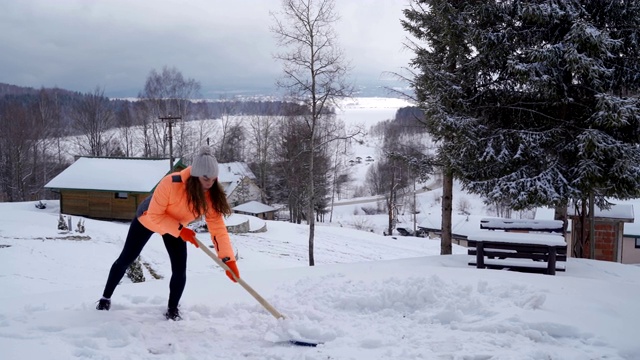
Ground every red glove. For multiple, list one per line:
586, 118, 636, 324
223, 260, 239, 282
179, 226, 199, 248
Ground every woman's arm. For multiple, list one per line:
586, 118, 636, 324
205, 211, 236, 261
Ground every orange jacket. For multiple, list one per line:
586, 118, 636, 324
138, 167, 235, 261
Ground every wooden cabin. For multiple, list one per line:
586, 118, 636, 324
232, 201, 277, 220
45, 157, 185, 220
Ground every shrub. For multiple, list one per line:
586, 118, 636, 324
456, 197, 472, 215
57, 214, 68, 231
350, 216, 371, 231
126, 257, 145, 283
361, 206, 378, 215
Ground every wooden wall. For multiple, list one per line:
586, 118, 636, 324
61, 191, 149, 220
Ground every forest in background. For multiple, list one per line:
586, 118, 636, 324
0, 77, 427, 228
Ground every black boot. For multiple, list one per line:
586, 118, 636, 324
96, 298, 111, 311
164, 307, 182, 321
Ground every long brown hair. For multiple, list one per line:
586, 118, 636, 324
185, 177, 232, 217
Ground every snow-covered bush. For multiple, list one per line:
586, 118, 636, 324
126, 257, 145, 283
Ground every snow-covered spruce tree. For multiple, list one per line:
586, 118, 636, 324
404, 1, 640, 210
402, 0, 477, 254
57, 214, 68, 231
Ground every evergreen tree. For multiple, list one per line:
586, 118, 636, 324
404, 0, 640, 211
403, 0, 475, 254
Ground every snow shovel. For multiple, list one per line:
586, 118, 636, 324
195, 238, 321, 347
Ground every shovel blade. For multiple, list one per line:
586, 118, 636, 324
289, 340, 321, 347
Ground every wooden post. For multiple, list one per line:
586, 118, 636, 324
476, 242, 485, 268
547, 247, 557, 275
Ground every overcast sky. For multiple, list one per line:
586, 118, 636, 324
0, 0, 414, 98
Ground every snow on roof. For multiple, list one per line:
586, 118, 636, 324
567, 203, 634, 221
44, 157, 176, 193
217, 162, 257, 196
218, 162, 256, 181
225, 213, 267, 231
233, 200, 276, 214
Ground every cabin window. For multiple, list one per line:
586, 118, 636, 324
635, 238, 640, 249
115, 192, 128, 199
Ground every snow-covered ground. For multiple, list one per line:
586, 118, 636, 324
2, 97, 640, 359
2, 199, 640, 359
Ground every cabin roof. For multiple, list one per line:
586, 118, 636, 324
44, 157, 181, 193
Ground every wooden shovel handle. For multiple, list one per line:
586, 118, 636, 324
195, 238, 285, 320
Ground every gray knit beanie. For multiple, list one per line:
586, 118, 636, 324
191, 146, 219, 178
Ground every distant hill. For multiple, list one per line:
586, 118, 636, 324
0, 82, 310, 118
0, 82, 79, 99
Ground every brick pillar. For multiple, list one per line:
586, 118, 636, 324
573, 219, 618, 262
594, 222, 616, 262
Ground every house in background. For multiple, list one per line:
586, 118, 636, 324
622, 225, 640, 264
531, 204, 640, 264
218, 162, 263, 206
45, 157, 264, 221
232, 201, 277, 220
567, 204, 635, 263
44, 157, 185, 220
562, 203, 640, 264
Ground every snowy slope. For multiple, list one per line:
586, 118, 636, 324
1, 201, 640, 359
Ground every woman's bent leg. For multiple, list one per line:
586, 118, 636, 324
101, 217, 154, 299
163, 234, 187, 310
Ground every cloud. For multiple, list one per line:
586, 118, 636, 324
0, 0, 412, 97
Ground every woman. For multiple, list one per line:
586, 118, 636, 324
96, 146, 239, 321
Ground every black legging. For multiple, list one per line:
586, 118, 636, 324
102, 217, 187, 310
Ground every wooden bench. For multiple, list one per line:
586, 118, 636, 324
468, 218, 567, 275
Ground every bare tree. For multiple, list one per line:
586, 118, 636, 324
191, 101, 220, 148
0, 100, 44, 201
138, 66, 201, 159
216, 98, 240, 162
115, 101, 135, 156
70, 87, 115, 157
31, 88, 60, 198
366, 155, 410, 236
273, 114, 312, 224
195, 120, 220, 150
246, 114, 277, 202
328, 138, 351, 222
271, 0, 354, 266
47, 88, 67, 165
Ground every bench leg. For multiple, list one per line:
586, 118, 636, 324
477, 242, 485, 269
547, 248, 557, 275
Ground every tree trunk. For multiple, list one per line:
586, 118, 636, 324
573, 199, 588, 258
441, 167, 453, 255
308, 137, 316, 266
589, 192, 595, 259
